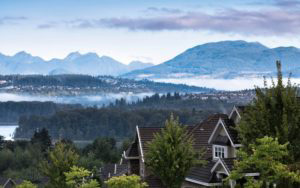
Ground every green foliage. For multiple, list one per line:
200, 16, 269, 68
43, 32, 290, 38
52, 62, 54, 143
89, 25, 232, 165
105, 175, 147, 188
238, 61, 300, 162
16, 108, 214, 140
229, 136, 300, 187
16, 181, 37, 188
79, 180, 101, 188
82, 138, 119, 163
0, 142, 43, 181
31, 128, 52, 153
145, 115, 202, 188
15, 92, 233, 140
0, 136, 123, 184
41, 141, 79, 188
65, 166, 100, 188
78, 152, 103, 171
0, 101, 78, 123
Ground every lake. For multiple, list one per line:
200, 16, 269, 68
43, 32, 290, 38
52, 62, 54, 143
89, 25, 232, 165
0, 125, 18, 140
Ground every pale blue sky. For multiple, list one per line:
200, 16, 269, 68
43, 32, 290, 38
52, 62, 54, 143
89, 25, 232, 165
0, 0, 299, 64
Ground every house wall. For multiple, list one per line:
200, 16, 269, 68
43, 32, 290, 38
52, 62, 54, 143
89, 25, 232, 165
227, 146, 236, 158
219, 128, 226, 136
129, 159, 140, 175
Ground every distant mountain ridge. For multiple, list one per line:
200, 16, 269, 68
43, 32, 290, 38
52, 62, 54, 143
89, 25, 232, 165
3, 41, 300, 79
123, 40, 300, 79
0, 51, 154, 76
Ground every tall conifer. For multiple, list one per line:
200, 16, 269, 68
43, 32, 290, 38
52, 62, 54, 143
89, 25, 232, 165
238, 61, 300, 163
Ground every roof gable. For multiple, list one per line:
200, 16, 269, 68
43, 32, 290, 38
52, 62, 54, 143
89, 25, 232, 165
229, 106, 242, 120
208, 117, 240, 147
0, 177, 17, 187
211, 158, 235, 175
124, 136, 139, 159
210, 158, 230, 175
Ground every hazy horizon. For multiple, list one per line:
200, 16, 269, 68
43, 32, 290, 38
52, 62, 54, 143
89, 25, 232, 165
2, 0, 300, 64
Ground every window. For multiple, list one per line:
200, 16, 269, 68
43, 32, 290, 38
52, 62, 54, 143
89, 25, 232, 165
214, 145, 227, 159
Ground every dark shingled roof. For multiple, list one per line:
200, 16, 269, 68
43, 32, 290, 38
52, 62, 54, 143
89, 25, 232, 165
186, 161, 217, 183
138, 124, 212, 156
100, 164, 128, 180
191, 114, 228, 159
125, 138, 139, 157
138, 127, 163, 154
187, 158, 236, 185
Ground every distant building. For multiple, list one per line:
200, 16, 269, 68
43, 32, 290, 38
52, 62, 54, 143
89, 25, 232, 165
0, 177, 23, 188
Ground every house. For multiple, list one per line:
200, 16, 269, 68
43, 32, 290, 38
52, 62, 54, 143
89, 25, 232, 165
123, 105, 259, 188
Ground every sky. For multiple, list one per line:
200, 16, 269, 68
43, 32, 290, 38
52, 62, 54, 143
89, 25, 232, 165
1, 0, 300, 64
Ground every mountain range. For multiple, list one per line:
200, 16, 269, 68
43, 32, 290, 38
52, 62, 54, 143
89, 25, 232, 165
123, 40, 300, 79
2, 41, 300, 79
0, 51, 153, 76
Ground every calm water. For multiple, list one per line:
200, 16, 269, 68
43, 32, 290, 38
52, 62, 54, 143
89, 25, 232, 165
0, 125, 18, 140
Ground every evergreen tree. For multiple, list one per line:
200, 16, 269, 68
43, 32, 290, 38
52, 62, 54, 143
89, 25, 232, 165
238, 61, 300, 162
31, 128, 51, 153
40, 141, 79, 188
145, 115, 203, 188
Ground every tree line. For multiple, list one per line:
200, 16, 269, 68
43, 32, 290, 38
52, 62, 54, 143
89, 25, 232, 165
110, 92, 235, 111
0, 101, 80, 123
15, 108, 214, 140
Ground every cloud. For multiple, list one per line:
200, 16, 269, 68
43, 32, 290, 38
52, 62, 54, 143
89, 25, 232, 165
66, 19, 95, 28
37, 2, 300, 36
274, 0, 300, 7
37, 22, 59, 29
0, 16, 27, 25
71, 8, 299, 36
146, 7, 183, 14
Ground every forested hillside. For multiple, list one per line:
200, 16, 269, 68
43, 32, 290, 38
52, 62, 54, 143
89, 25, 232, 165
0, 101, 81, 122
15, 93, 241, 140
0, 75, 215, 95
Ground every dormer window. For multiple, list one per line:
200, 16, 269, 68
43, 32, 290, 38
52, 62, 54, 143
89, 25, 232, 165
213, 145, 227, 159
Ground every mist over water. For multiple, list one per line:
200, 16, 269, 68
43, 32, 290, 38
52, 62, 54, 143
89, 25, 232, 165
0, 92, 154, 106
152, 78, 300, 91
0, 78, 298, 106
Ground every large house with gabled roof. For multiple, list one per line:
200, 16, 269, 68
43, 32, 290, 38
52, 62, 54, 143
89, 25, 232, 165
122, 105, 258, 187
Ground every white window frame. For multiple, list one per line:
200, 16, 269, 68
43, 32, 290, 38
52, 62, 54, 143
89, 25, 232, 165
213, 145, 228, 159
